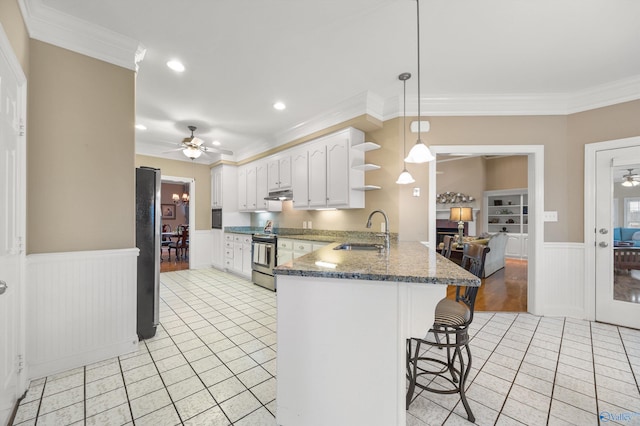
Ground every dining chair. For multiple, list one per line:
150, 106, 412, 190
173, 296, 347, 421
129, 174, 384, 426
161, 224, 172, 261
441, 235, 454, 259
168, 228, 189, 260
406, 242, 489, 422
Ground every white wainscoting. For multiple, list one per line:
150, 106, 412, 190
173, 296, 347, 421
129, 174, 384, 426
539, 243, 586, 319
26, 248, 139, 379
189, 229, 213, 269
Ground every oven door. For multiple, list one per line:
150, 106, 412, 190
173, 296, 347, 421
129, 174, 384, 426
252, 242, 274, 275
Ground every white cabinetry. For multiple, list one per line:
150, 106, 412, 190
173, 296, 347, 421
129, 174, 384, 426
212, 166, 222, 207
246, 167, 257, 211
238, 167, 248, 211
268, 155, 292, 191
305, 127, 365, 209
277, 238, 315, 266
225, 233, 252, 277
291, 148, 309, 209
484, 189, 528, 259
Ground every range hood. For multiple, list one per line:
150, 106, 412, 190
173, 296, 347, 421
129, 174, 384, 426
265, 188, 293, 201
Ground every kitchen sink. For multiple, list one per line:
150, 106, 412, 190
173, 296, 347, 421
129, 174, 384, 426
333, 242, 385, 251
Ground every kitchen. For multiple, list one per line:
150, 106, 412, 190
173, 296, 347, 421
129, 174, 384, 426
3, 0, 640, 425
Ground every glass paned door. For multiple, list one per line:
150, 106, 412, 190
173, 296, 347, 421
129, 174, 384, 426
595, 147, 640, 327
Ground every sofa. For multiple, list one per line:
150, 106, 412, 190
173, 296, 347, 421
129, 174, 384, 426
441, 232, 509, 277
613, 227, 640, 247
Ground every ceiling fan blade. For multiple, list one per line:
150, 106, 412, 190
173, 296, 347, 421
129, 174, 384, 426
203, 146, 233, 156
161, 147, 186, 153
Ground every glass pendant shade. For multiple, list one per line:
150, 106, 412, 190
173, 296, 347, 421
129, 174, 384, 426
405, 140, 435, 163
183, 147, 202, 159
396, 168, 415, 184
622, 179, 639, 187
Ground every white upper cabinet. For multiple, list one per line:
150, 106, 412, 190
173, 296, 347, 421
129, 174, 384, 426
240, 127, 366, 211
211, 166, 223, 208
246, 166, 257, 211
237, 166, 248, 211
268, 155, 292, 191
308, 141, 327, 208
256, 161, 269, 211
291, 148, 310, 209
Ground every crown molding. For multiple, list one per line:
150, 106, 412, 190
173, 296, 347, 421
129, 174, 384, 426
274, 91, 385, 147
18, 0, 145, 71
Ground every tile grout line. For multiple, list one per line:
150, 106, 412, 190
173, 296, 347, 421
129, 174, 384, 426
117, 354, 136, 425
590, 322, 602, 426
617, 327, 640, 396
545, 317, 567, 426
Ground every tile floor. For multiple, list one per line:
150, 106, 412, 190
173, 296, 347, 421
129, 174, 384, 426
11, 268, 640, 426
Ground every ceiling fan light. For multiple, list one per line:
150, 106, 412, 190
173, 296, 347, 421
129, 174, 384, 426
404, 140, 435, 163
622, 179, 633, 187
396, 168, 415, 184
183, 147, 202, 159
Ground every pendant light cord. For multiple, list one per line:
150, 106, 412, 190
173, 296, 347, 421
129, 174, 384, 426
416, 0, 421, 143
403, 77, 407, 161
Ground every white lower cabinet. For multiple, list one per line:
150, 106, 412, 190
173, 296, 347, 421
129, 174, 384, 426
225, 233, 252, 277
505, 233, 528, 259
277, 238, 329, 266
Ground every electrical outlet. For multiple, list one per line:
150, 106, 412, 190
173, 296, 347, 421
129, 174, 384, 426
413, 188, 420, 197
308, 221, 312, 229
302, 221, 307, 229
381, 222, 386, 232
544, 211, 558, 222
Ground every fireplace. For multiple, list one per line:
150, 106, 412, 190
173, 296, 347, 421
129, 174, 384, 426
436, 219, 468, 246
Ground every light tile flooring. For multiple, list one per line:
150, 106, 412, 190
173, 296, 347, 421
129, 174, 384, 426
12, 268, 640, 426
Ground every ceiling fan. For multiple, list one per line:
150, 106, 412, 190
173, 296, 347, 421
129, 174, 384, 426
621, 169, 640, 187
164, 125, 233, 159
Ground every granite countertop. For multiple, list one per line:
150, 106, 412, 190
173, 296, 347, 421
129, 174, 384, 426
274, 241, 480, 286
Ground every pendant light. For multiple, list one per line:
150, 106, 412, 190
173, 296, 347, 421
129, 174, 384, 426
405, 0, 435, 164
396, 72, 415, 185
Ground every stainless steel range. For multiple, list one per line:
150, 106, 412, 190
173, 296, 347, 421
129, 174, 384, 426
251, 233, 277, 291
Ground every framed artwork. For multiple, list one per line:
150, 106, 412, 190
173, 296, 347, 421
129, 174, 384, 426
162, 204, 176, 219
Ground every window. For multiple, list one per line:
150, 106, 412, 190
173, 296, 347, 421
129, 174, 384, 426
624, 197, 640, 228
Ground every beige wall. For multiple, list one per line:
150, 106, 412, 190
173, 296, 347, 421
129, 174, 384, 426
0, 0, 29, 75
27, 40, 135, 253
135, 155, 212, 230
485, 156, 527, 191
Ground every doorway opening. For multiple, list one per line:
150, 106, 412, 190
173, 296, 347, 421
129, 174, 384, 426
429, 145, 544, 315
160, 175, 195, 272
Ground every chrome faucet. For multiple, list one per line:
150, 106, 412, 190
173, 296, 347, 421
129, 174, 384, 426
366, 209, 390, 251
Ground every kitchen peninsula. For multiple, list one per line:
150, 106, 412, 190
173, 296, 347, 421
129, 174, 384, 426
274, 241, 480, 426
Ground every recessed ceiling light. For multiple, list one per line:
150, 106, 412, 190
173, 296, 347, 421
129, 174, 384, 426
212, 140, 221, 146
166, 60, 185, 72
273, 102, 286, 110
135, 124, 147, 130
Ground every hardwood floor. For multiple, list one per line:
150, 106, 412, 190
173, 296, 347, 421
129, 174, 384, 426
447, 258, 528, 311
160, 252, 189, 273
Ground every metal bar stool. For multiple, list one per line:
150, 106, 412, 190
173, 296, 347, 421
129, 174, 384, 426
406, 242, 489, 423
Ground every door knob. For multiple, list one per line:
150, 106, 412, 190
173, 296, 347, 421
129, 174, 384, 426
0, 280, 7, 295
599, 228, 609, 234
599, 241, 609, 248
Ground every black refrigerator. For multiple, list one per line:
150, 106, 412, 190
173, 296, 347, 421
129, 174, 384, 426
135, 166, 161, 339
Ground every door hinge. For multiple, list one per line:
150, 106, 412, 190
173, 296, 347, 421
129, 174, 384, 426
17, 354, 24, 373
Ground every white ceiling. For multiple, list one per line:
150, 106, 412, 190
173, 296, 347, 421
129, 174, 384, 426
37, 0, 640, 164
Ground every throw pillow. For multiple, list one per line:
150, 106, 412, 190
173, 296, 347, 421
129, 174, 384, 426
633, 231, 640, 241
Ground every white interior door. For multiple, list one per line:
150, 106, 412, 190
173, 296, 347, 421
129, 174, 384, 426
595, 146, 640, 329
0, 24, 26, 425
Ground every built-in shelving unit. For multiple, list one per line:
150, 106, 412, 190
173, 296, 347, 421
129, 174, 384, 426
352, 141, 381, 152
483, 188, 528, 258
351, 141, 381, 191
353, 185, 382, 191
352, 164, 381, 171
